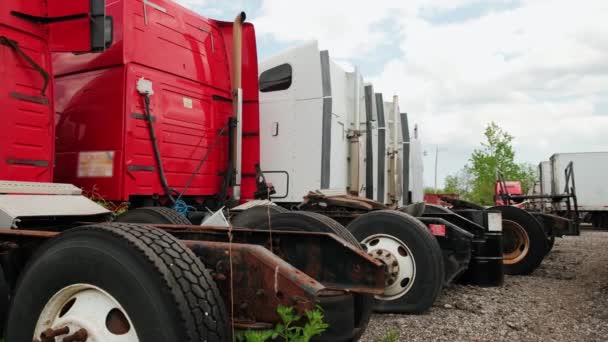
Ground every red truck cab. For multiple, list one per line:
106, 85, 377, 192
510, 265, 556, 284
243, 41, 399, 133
495, 180, 524, 206
52, 0, 260, 209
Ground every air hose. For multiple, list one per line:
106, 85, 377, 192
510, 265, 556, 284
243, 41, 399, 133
139, 88, 176, 204
137, 78, 232, 214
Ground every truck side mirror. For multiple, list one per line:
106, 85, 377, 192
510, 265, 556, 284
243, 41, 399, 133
91, 15, 114, 51
90, 0, 113, 51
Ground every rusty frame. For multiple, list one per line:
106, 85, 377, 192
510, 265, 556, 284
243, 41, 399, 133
0, 225, 384, 328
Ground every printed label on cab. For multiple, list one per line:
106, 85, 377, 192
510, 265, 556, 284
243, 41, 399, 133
78, 151, 114, 178
183, 97, 193, 109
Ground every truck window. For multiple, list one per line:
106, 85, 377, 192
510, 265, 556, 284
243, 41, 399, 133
260, 63, 292, 92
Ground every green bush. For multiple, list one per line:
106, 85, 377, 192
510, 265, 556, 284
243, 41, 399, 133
236, 305, 329, 342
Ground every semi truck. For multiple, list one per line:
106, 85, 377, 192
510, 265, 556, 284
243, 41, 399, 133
0, 1, 385, 341
254, 39, 580, 311
252, 42, 504, 314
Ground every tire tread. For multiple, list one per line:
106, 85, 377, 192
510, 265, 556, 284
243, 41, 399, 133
78, 223, 229, 342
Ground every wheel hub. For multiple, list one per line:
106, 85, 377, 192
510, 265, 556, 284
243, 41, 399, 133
502, 220, 530, 265
363, 234, 416, 300
371, 249, 400, 286
34, 284, 139, 342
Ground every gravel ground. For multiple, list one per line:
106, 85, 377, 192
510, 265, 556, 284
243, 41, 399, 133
361, 229, 608, 342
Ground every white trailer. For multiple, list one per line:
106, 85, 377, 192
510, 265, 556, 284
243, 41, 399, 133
550, 152, 608, 227
539, 161, 551, 196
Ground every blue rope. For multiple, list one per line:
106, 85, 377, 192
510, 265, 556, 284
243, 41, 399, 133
173, 199, 195, 217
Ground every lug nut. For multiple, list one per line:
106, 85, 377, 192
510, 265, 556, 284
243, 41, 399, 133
62, 328, 88, 342
40, 326, 70, 341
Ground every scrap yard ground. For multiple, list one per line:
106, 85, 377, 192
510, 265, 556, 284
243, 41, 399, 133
361, 229, 608, 342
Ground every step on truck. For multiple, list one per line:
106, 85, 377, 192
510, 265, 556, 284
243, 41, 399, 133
250, 41, 504, 314
0, 1, 384, 341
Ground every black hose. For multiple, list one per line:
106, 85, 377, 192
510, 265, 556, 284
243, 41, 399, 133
0, 36, 50, 96
175, 120, 231, 204
142, 94, 176, 204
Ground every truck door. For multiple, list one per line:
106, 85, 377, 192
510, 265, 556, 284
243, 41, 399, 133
259, 42, 325, 203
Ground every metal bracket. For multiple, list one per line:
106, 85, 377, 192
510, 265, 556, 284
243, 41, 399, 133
197, 27, 215, 52
143, 0, 167, 25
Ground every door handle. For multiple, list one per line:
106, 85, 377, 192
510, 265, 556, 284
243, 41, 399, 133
272, 122, 279, 136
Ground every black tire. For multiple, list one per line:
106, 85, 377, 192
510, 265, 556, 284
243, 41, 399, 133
255, 211, 372, 342
0, 266, 8, 336
547, 234, 556, 253
347, 210, 445, 314
5, 223, 229, 342
490, 206, 548, 275
115, 207, 192, 225
230, 204, 288, 228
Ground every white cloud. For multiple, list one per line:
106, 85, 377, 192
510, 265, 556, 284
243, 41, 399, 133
367, 0, 608, 185
176, 0, 608, 186
253, 0, 413, 58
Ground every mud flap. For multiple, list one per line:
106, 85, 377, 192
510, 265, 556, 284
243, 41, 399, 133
418, 217, 473, 285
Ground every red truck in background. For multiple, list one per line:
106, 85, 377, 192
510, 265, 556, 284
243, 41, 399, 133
495, 181, 525, 207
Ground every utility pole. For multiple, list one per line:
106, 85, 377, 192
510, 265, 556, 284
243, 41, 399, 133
434, 145, 439, 192
434, 146, 447, 192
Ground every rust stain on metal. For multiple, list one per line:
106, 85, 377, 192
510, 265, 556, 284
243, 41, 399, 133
185, 240, 322, 323
39, 326, 70, 342
61, 328, 88, 342
0, 229, 58, 238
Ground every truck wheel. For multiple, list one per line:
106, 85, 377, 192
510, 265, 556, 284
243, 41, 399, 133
5, 223, 229, 342
547, 233, 556, 253
255, 211, 372, 342
230, 204, 288, 228
347, 211, 444, 314
115, 207, 191, 224
490, 206, 547, 275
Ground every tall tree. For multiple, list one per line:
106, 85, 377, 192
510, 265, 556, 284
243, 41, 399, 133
444, 122, 536, 205
444, 166, 472, 195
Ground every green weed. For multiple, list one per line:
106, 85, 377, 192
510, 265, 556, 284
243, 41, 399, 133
236, 305, 329, 342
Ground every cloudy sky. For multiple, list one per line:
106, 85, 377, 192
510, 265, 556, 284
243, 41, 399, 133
176, 0, 608, 188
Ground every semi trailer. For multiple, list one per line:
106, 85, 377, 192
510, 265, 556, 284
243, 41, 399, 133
0, 1, 385, 341
252, 42, 505, 314
550, 152, 608, 228
496, 152, 608, 228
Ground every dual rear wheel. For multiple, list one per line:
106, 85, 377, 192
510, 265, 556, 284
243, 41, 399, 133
5, 222, 229, 342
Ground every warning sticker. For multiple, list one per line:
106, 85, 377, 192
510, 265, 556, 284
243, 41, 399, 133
78, 151, 115, 178
183, 97, 193, 109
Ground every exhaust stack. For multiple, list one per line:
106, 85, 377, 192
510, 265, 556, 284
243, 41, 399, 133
231, 12, 246, 201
